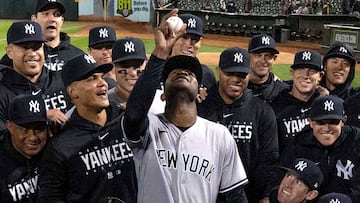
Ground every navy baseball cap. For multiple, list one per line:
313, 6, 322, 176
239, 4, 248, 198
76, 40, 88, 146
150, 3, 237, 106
62, 54, 113, 86
88, 26, 116, 47
35, 0, 65, 14
323, 42, 356, 66
248, 34, 279, 54
162, 55, 202, 83
310, 95, 345, 121
280, 158, 323, 190
219, 47, 250, 73
179, 14, 204, 37
112, 37, 147, 64
318, 193, 352, 203
7, 21, 44, 44
291, 50, 323, 71
8, 94, 47, 126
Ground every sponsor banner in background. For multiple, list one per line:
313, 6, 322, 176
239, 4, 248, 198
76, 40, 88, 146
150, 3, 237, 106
116, 0, 150, 22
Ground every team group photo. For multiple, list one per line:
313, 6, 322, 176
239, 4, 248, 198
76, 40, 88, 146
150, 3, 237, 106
0, 0, 359, 202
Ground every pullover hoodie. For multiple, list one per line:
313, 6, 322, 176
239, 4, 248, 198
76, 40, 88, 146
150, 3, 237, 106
38, 103, 137, 202
0, 67, 71, 133
198, 87, 279, 202
0, 133, 43, 202
280, 125, 360, 202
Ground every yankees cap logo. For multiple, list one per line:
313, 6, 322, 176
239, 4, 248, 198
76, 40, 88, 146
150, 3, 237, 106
324, 100, 335, 112
24, 23, 36, 35
295, 160, 308, 171
29, 100, 41, 113
339, 46, 348, 53
302, 51, 312, 61
84, 54, 96, 64
187, 18, 197, 28
124, 41, 135, 53
261, 36, 270, 45
99, 28, 109, 39
233, 52, 243, 63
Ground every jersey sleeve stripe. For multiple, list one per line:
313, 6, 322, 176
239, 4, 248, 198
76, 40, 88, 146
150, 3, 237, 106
219, 178, 249, 193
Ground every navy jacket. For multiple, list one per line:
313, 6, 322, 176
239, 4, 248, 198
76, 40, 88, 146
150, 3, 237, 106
38, 104, 137, 203
198, 87, 279, 202
0, 133, 43, 202
280, 125, 360, 202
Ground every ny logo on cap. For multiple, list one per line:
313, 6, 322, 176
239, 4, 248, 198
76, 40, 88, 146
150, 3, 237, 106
302, 51, 312, 61
295, 160, 308, 171
339, 46, 348, 53
187, 18, 197, 28
261, 36, 270, 45
234, 52, 243, 63
324, 100, 335, 112
84, 54, 96, 64
24, 24, 35, 35
124, 41, 135, 53
29, 100, 40, 113
99, 28, 109, 39
329, 199, 340, 203
48, 0, 57, 2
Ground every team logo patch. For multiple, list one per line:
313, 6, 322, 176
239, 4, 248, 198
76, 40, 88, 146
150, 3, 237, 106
233, 52, 243, 63
29, 100, 41, 113
261, 36, 270, 45
302, 51, 312, 61
99, 28, 109, 39
324, 100, 335, 112
336, 159, 354, 180
295, 160, 307, 171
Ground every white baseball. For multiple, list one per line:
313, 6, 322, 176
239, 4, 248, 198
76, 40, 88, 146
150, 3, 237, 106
166, 16, 184, 33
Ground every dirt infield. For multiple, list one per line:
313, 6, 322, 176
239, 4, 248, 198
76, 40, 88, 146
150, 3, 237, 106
77, 15, 359, 70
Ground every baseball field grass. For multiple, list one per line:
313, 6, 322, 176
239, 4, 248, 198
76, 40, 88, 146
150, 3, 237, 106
1, 19, 359, 86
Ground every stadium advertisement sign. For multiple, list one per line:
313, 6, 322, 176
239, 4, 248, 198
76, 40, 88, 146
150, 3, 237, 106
332, 29, 358, 49
116, 0, 150, 22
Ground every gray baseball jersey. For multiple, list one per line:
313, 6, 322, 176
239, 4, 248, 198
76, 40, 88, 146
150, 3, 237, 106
122, 113, 248, 203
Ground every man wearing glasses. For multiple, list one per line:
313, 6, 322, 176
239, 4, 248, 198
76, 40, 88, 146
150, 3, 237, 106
108, 37, 147, 109
279, 95, 360, 202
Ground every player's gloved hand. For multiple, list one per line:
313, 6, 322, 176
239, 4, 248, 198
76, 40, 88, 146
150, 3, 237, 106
152, 9, 186, 59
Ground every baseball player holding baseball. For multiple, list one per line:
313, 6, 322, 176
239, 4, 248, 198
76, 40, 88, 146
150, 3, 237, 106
122, 9, 248, 203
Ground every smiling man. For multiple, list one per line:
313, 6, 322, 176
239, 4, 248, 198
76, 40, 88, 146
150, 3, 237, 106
279, 95, 360, 202
321, 42, 359, 100
269, 158, 323, 203
38, 54, 137, 202
0, 21, 72, 134
0, 94, 48, 202
198, 47, 279, 203
271, 50, 325, 152
108, 37, 147, 109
